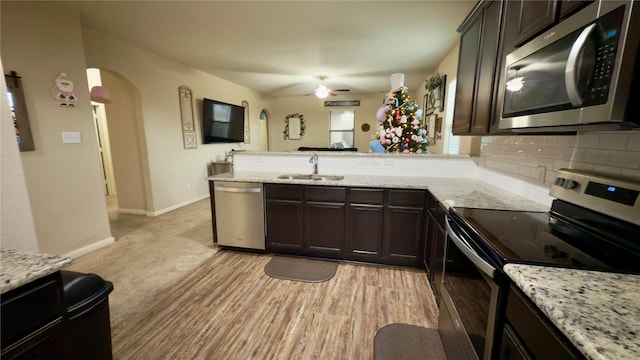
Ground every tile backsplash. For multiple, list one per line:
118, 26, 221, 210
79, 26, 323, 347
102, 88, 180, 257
479, 131, 640, 186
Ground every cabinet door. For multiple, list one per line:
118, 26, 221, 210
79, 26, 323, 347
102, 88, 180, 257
514, 0, 557, 47
430, 219, 446, 304
265, 184, 305, 254
384, 207, 424, 267
558, 0, 591, 20
384, 190, 425, 267
305, 186, 346, 256
348, 204, 384, 262
346, 188, 385, 262
265, 200, 304, 253
471, 0, 501, 134
453, 14, 482, 135
306, 202, 345, 255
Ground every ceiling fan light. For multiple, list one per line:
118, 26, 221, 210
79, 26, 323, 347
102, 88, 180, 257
315, 85, 330, 98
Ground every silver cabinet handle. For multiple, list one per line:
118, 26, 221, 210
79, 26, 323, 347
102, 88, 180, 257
215, 186, 261, 193
445, 215, 496, 279
565, 23, 596, 106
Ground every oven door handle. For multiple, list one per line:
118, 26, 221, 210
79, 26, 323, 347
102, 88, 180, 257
445, 215, 496, 279
565, 23, 596, 106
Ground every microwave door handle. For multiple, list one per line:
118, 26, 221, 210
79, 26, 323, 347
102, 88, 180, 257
565, 23, 596, 106
445, 216, 496, 279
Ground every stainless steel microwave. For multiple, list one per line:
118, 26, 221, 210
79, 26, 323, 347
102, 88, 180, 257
499, 1, 640, 132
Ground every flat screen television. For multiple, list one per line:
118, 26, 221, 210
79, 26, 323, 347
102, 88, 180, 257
202, 98, 245, 144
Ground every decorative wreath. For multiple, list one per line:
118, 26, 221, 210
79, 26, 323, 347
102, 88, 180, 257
283, 113, 305, 140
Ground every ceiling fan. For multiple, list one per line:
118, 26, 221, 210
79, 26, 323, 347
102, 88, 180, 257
314, 77, 350, 98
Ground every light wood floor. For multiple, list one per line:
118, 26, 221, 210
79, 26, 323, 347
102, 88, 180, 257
112, 250, 439, 359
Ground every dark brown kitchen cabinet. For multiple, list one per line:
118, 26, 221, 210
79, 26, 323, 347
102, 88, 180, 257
265, 184, 425, 267
423, 191, 447, 304
346, 188, 385, 263
265, 184, 305, 254
305, 187, 346, 256
1, 272, 66, 360
453, 0, 502, 135
501, 284, 584, 360
384, 190, 425, 267
503, 0, 592, 50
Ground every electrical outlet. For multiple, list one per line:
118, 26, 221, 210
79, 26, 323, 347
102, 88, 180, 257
186, 183, 192, 191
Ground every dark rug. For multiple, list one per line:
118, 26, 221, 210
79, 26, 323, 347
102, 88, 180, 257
374, 324, 447, 360
264, 256, 337, 283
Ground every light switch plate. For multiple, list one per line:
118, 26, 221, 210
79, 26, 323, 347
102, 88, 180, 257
61, 131, 82, 144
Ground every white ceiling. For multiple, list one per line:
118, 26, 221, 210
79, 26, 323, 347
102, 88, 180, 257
69, 1, 476, 97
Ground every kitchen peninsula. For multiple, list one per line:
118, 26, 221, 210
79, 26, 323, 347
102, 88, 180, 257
208, 151, 640, 360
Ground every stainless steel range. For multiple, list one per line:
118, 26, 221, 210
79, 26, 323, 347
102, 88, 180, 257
438, 169, 640, 360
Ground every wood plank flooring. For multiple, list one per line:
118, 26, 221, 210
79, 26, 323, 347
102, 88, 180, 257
112, 250, 439, 359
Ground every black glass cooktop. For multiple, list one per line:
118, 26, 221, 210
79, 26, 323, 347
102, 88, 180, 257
448, 201, 640, 274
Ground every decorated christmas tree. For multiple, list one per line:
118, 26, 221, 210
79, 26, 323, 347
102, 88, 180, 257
373, 73, 428, 153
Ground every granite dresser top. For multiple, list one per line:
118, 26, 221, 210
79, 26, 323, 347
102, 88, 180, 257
1, 248, 72, 294
505, 264, 640, 360
209, 172, 549, 212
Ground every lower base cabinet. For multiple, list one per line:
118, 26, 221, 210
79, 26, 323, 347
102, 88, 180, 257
424, 191, 447, 304
500, 285, 583, 359
265, 184, 425, 267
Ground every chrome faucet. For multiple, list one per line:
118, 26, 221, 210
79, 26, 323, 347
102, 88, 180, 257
309, 153, 318, 175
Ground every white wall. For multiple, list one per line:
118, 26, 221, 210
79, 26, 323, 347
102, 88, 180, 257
1, 2, 112, 255
0, 58, 39, 252
82, 28, 268, 213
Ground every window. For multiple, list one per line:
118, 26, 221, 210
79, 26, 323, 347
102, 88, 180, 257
443, 79, 459, 155
329, 110, 354, 148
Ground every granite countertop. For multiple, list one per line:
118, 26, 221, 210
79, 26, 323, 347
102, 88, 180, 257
504, 264, 640, 360
208, 171, 549, 211
1, 248, 72, 294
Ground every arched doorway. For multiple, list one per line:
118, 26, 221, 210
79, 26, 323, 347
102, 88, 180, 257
86, 68, 152, 217
259, 109, 270, 151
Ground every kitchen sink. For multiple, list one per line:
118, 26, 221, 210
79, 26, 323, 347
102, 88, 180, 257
312, 175, 344, 181
277, 174, 315, 180
277, 174, 344, 181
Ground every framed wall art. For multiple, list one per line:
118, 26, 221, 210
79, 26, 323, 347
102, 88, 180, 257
178, 86, 197, 149
5, 71, 35, 151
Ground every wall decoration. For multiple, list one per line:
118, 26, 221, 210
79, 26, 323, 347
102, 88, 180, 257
324, 100, 360, 107
178, 86, 197, 149
425, 73, 447, 112
361, 123, 371, 132
5, 71, 35, 151
426, 114, 443, 145
52, 73, 78, 107
284, 113, 305, 140
242, 100, 250, 143
424, 92, 435, 116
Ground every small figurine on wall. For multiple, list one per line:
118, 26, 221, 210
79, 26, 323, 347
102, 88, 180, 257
52, 73, 78, 107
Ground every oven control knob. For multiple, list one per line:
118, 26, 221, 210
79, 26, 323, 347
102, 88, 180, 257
562, 180, 578, 189
554, 177, 566, 186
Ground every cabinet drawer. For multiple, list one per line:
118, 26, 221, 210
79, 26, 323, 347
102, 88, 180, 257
350, 188, 384, 205
307, 186, 345, 203
265, 184, 303, 201
506, 285, 581, 359
388, 189, 425, 207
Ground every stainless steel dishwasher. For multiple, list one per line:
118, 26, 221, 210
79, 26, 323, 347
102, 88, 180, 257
213, 181, 265, 250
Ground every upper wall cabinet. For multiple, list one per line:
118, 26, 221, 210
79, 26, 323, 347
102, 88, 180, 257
453, 0, 502, 135
502, 0, 592, 52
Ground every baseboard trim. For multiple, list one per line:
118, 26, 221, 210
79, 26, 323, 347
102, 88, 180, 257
63, 236, 115, 259
118, 208, 147, 215
147, 194, 210, 216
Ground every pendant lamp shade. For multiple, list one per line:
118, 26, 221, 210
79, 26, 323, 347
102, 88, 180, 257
90, 86, 112, 104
